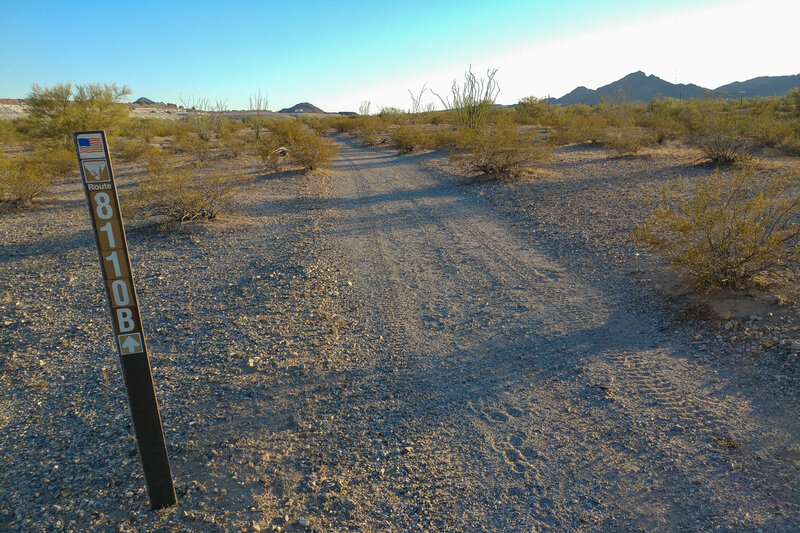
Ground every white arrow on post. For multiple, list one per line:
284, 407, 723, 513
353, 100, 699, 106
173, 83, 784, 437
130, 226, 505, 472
119, 334, 143, 355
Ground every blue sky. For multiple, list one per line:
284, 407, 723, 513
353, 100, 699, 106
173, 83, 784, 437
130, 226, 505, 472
0, 0, 795, 112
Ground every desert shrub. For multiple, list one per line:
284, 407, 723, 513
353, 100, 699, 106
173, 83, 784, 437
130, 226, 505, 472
390, 125, 433, 153
646, 98, 687, 143
549, 107, 606, 145
27, 83, 131, 140
266, 118, 303, 142
686, 99, 754, 164
256, 134, 287, 172
433, 67, 499, 130
429, 126, 480, 151
787, 89, 800, 117
633, 166, 800, 291
0, 119, 22, 145
329, 116, 357, 134
453, 121, 550, 176
378, 107, 407, 124
0, 151, 51, 207
112, 138, 149, 162
515, 96, 555, 124
171, 131, 213, 161
286, 128, 338, 171
36, 146, 78, 180
124, 150, 250, 221
354, 116, 387, 145
601, 127, 656, 156
219, 134, 248, 159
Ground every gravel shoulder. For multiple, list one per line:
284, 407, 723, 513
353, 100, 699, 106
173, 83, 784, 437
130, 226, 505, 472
1, 136, 799, 531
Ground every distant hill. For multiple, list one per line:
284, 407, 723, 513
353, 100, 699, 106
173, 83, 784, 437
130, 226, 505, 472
715, 74, 800, 98
552, 71, 707, 105
278, 102, 325, 114
133, 97, 163, 105
550, 71, 800, 105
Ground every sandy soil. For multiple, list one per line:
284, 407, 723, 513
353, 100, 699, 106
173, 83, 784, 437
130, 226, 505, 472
1, 135, 799, 531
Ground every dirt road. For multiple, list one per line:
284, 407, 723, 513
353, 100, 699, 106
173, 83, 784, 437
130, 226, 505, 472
295, 135, 800, 530
2, 135, 798, 532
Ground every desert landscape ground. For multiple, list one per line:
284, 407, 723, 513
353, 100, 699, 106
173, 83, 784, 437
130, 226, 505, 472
1, 89, 800, 532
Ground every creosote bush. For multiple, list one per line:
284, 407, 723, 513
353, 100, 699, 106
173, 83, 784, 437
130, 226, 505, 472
390, 126, 433, 153
453, 121, 550, 176
112, 138, 149, 163
256, 134, 288, 173
687, 99, 753, 164
124, 149, 251, 222
266, 120, 338, 171
601, 127, 655, 156
633, 166, 800, 291
0, 151, 51, 207
287, 128, 338, 170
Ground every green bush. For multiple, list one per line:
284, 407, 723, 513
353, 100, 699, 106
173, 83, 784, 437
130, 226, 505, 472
390, 125, 433, 153
788, 88, 800, 117
218, 133, 248, 159
37, 146, 78, 180
0, 119, 23, 145
633, 166, 800, 290
112, 138, 149, 162
453, 121, 550, 176
0, 151, 51, 207
27, 83, 131, 140
601, 127, 655, 156
645, 98, 688, 143
286, 128, 338, 171
170, 131, 213, 162
548, 108, 606, 145
124, 150, 250, 221
515, 96, 555, 124
256, 134, 287, 172
687, 99, 753, 164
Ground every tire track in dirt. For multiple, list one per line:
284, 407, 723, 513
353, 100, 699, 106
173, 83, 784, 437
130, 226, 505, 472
306, 135, 800, 531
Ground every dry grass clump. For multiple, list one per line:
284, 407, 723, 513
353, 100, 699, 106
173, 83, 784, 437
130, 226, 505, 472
124, 149, 251, 222
633, 166, 800, 291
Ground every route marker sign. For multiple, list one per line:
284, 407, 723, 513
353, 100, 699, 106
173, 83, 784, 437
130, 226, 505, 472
73, 131, 177, 510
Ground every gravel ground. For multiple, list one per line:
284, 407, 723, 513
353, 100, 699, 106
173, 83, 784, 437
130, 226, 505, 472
1, 136, 799, 531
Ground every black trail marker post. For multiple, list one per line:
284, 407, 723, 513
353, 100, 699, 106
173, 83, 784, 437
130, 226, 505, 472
73, 131, 177, 510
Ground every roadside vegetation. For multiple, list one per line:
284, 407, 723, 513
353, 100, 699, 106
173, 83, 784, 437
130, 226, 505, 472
634, 166, 800, 291
2, 78, 800, 295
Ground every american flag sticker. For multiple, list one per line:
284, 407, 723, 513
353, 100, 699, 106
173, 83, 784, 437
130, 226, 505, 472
77, 134, 105, 158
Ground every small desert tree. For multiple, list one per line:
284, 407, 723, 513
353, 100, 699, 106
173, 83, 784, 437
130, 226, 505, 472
432, 67, 499, 130
26, 82, 131, 140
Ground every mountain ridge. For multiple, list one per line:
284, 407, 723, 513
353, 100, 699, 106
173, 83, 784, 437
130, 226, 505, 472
551, 71, 800, 105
